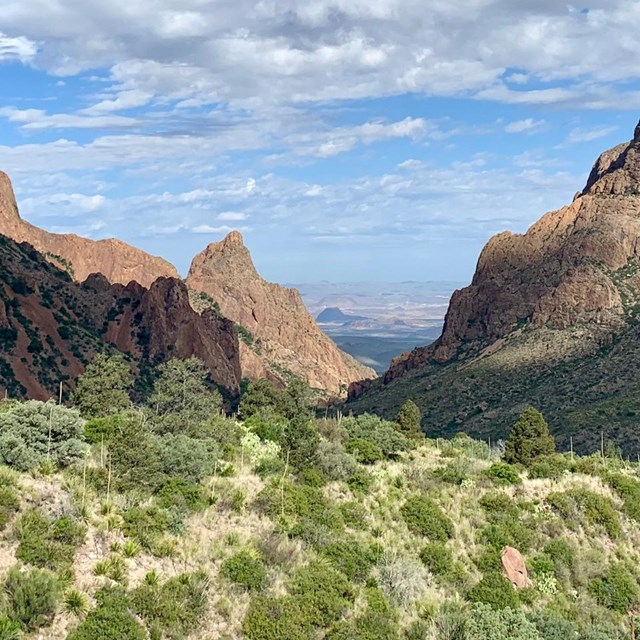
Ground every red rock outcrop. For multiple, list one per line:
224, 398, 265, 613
373, 120, 640, 385
0, 172, 178, 287
186, 231, 375, 395
0, 235, 240, 401
501, 546, 530, 589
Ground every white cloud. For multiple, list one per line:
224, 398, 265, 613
0, 31, 36, 62
504, 118, 545, 134
191, 224, 250, 234
564, 125, 619, 144
0, 107, 139, 130
217, 211, 247, 221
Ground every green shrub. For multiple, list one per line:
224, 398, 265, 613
121, 505, 170, 550
527, 454, 571, 480
220, 551, 267, 591
131, 571, 209, 638
155, 433, 218, 483
242, 595, 312, 640
468, 573, 519, 609
289, 562, 353, 627
432, 601, 468, 640
396, 399, 422, 440
345, 438, 383, 464
327, 588, 399, 640
0, 617, 21, 640
589, 563, 640, 613
546, 490, 620, 538
504, 407, 555, 467
64, 589, 89, 617
467, 603, 541, 639
320, 539, 378, 582
339, 501, 368, 529
606, 473, 640, 521
15, 509, 85, 572
529, 611, 578, 640
0, 483, 19, 530
68, 587, 146, 640
0, 400, 87, 471
342, 414, 411, 459
420, 542, 454, 578
156, 478, 208, 513
485, 462, 522, 486
401, 495, 453, 541
3, 566, 59, 631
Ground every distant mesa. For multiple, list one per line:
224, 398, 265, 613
316, 307, 369, 324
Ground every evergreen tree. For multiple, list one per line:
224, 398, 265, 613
504, 407, 555, 466
148, 358, 222, 434
396, 400, 423, 439
73, 354, 132, 418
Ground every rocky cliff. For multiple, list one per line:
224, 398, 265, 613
349, 120, 640, 455
0, 235, 241, 401
0, 172, 178, 287
186, 231, 375, 395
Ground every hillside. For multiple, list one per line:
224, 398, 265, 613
186, 232, 375, 395
316, 307, 369, 324
0, 384, 637, 639
0, 235, 241, 401
349, 121, 640, 455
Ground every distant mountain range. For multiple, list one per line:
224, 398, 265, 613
349, 120, 640, 456
316, 307, 369, 324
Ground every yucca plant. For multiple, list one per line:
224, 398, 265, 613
122, 540, 140, 558
0, 616, 21, 640
64, 589, 88, 617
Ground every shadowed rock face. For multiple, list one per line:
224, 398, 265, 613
186, 231, 376, 395
370, 120, 640, 385
0, 236, 241, 401
0, 172, 178, 287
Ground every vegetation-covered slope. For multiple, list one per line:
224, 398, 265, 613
0, 360, 639, 639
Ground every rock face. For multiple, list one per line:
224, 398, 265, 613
186, 232, 375, 394
379, 120, 640, 380
348, 121, 640, 454
0, 172, 178, 287
0, 235, 241, 401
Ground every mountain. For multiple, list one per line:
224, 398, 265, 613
349, 121, 640, 455
0, 172, 177, 287
0, 235, 241, 401
316, 307, 369, 324
186, 232, 376, 395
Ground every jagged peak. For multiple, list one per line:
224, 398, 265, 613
0, 171, 20, 222
581, 119, 640, 196
222, 230, 245, 247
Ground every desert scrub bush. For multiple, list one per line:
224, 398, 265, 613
0, 480, 19, 530
256, 480, 344, 534
589, 563, 640, 613
0, 400, 87, 471
527, 454, 571, 480
342, 413, 412, 458
467, 603, 541, 639
468, 572, 520, 609
67, 587, 146, 640
319, 538, 379, 582
3, 566, 59, 631
131, 571, 209, 638
156, 477, 208, 514
420, 541, 454, 578
432, 601, 468, 640
605, 472, 640, 521
243, 595, 312, 640
94, 555, 127, 584
14, 509, 86, 572
339, 501, 368, 529
528, 611, 578, 640
450, 432, 492, 460
288, 562, 353, 627
121, 504, 170, 550
155, 433, 219, 483
485, 462, 522, 486
315, 441, 358, 481
327, 588, 399, 640
374, 551, 430, 608
220, 550, 267, 591
345, 438, 383, 464
546, 489, 620, 538
434, 456, 475, 486
401, 495, 453, 541
504, 407, 555, 466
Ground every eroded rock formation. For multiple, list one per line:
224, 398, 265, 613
186, 231, 375, 394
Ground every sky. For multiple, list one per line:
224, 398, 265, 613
1, 1, 640, 283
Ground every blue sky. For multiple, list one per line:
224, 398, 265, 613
1, 1, 640, 283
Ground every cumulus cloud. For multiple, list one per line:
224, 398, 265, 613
0, 32, 36, 62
